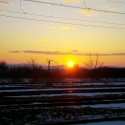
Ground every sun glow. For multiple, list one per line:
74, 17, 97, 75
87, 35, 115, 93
67, 61, 74, 67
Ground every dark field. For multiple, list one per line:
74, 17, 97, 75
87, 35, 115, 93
0, 80, 125, 125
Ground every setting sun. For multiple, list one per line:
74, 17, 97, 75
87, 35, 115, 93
67, 61, 74, 67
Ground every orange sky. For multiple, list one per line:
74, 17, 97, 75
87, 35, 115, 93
0, 0, 125, 67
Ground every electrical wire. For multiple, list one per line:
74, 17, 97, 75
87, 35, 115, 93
24, 0, 125, 15
83, 0, 108, 25
83, 0, 89, 9
0, 14, 125, 29
1, 0, 125, 29
1, 9, 125, 26
106, 0, 125, 4
20, 0, 26, 14
0, 9, 24, 14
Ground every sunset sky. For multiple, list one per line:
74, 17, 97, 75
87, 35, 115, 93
0, 0, 125, 67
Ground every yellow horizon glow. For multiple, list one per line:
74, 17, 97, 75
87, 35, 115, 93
0, 1, 125, 67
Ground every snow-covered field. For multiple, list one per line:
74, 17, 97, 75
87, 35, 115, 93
0, 80, 125, 124
74, 121, 125, 125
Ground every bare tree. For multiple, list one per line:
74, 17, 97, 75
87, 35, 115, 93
84, 53, 104, 82
94, 54, 104, 69
84, 53, 103, 70
84, 53, 93, 70
27, 56, 37, 69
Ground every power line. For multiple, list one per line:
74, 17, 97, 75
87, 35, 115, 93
83, 0, 107, 25
0, 10, 125, 25
22, 11, 125, 26
0, 9, 24, 14
1, 9, 125, 26
24, 0, 125, 15
0, 13, 125, 29
85, 0, 125, 5
106, 0, 125, 4
0, 10, 108, 25
83, 0, 90, 9
1, 0, 125, 29
20, 0, 26, 14
0, 0, 124, 27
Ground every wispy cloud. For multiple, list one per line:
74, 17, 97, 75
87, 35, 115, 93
9, 51, 21, 53
50, 26, 75, 31
61, 0, 80, 3
72, 50, 78, 52
0, 1, 11, 6
79, 9, 98, 16
9, 50, 125, 56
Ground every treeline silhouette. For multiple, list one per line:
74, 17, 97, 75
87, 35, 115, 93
0, 61, 125, 80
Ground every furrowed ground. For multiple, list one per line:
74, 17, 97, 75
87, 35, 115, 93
0, 80, 125, 125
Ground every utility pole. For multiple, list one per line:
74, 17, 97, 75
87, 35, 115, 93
47, 59, 53, 81
47, 59, 53, 73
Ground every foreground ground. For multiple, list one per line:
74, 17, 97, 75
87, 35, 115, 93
0, 79, 125, 124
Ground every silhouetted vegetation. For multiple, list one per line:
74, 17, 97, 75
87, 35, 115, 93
0, 61, 125, 80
